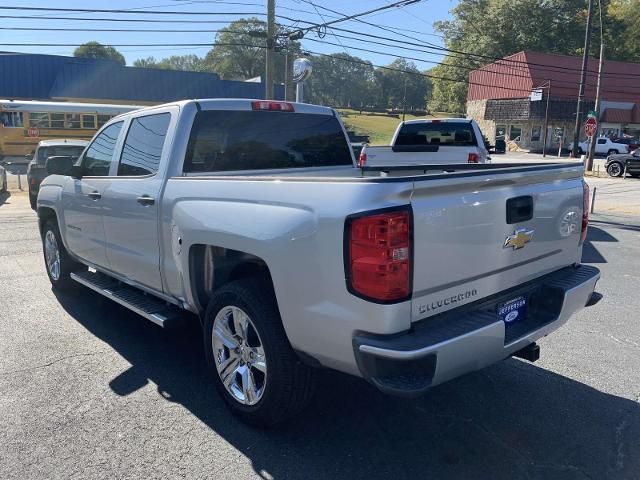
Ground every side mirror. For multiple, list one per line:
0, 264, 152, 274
46, 156, 77, 176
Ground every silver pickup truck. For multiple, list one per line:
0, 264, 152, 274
38, 99, 600, 426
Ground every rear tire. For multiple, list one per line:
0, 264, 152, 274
41, 219, 82, 290
29, 193, 37, 210
607, 162, 624, 177
204, 278, 316, 427
0, 174, 6, 193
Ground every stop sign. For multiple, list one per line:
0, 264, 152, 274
27, 127, 39, 137
584, 117, 597, 138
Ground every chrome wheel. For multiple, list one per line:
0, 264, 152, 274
607, 162, 622, 177
44, 230, 61, 281
212, 306, 267, 406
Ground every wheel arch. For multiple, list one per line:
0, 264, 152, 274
188, 244, 276, 317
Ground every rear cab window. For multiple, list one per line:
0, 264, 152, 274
183, 110, 352, 173
395, 121, 478, 147
36, 145, 86, 165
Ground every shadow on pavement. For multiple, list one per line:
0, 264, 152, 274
0, 191, 10, 205
54, 288, 639, 479
582, 226, 616, 264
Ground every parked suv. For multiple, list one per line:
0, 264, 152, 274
27, 139, 88, 209
606, 150, 640, 177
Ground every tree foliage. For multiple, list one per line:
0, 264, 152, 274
429, 0, 639, 113
200, 18, 300, 82
133, 54, 203, 71
73, 41, 126, 66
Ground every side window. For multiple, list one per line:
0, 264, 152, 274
81, 122, 124, 176
597, 139, 606, 145
118, 113, 171, 176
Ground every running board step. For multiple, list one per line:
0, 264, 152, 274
70, 270, 184, 328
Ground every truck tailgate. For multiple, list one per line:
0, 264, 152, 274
409, 164, 585, 322
365, 145, 484, 165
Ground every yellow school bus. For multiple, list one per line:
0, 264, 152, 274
0, 100, 142, 158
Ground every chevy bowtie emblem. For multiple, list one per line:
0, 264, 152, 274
504, 228, 534, 250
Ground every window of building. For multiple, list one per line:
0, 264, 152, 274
29, 112, 50, 128
495, 125, 507, 141
50, 113, 65, 129
118, 113, 171, 176
97, 114, 112, 128
65, 113, 81, 129
81, 114, 96, 129
0, 112, 24, 128
81, 122, 124, 176
509, 125, 522, 141
531, 125, 541, 142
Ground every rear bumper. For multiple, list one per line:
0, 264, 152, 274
353, 265, 600, 397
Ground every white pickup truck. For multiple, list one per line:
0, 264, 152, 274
573, 137, 630, 156
359, 118, 489, 167
38, 99, 600, 426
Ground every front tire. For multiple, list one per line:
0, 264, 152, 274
204, 278, 316, 427
607, 149, 619, 156
607, 162, 624, 177
42, 220, 82, 290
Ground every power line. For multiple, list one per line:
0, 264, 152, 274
0, 15, 264, 24
289, 3, 640, 81
303, 37, 640, 97
0, 6, 265, 15
291, 0, 424, 35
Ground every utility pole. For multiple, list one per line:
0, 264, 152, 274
542, 80, 551, 158
571, 0, 594, 158
587, 43, 604, 171
284, 47, 293, 101
265, 0, 275, 100
402, 77, 408, 121
587, 0, 605, 172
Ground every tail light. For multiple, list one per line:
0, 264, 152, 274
357, 149, 367, 168
468, 153, 479, 163
251, 101, 294, 112
580, 181, 589, 244
345, 208, 412, 303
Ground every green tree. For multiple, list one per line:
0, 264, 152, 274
133, 54, 203, 71
605, 0, 640, 61
201, 18, 300, 82
305, 53, 377, 107
73, 41, 126, 66
374, 59, 429, 110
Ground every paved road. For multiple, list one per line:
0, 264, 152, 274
1, 190, 639, 480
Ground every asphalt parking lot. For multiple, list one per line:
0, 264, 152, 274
1, 186, 639, 479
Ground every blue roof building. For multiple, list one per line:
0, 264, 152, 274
0, 52, 283, 104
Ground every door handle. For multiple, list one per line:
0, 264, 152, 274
87, 191, 101, 200
136, 195, 155, 206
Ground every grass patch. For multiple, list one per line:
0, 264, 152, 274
337, 109, 451, 145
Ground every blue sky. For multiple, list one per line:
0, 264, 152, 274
2, 0, 456, 68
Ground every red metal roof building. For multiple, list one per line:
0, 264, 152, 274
467, 51, 640, 151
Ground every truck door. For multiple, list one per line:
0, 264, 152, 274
101, 109, 175, 292
61, 121, 124, 268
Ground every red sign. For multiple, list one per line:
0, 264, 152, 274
584, 117, 597, 138
27, 127, 39, 137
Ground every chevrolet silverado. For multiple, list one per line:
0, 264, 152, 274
37, 99, 600, 426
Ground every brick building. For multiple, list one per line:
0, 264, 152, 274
466, 51, 640, 151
